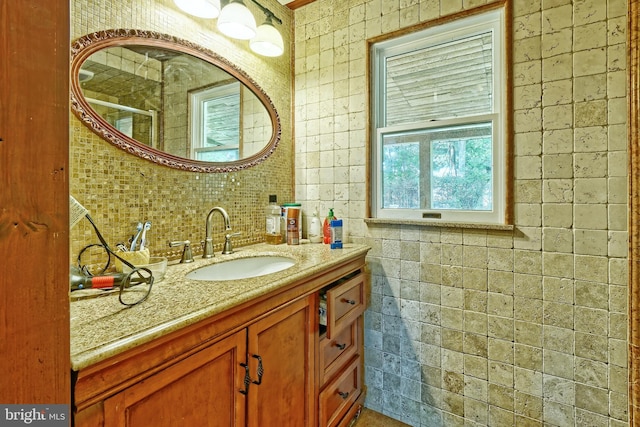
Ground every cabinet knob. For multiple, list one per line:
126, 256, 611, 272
343, 299, 356, 305
335, 342, 346, 350
337, 391, 350, 399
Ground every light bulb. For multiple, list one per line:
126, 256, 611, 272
250, 19, 284, 57
217, 0, 257, 40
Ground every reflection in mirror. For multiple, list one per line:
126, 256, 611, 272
192, 81, 241, 162
70, 29, 281, 172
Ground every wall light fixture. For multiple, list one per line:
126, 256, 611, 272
174, 0, 284, 56
217, 0, 257, 40
249, 5, 284, 57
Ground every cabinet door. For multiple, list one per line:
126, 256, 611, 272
247, 296, 315, 427
103, 330, 247, 427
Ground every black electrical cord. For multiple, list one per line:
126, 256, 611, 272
77, 215, 137, 272
76, 213, 154, 306
77, 243, 111, 276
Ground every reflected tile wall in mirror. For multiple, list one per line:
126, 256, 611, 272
70, 0, 293, 264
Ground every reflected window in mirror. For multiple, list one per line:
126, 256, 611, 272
70, 29, 281, 172
85, 97, 158, 148
116, 116, 134, 138
192, 81, 241, 162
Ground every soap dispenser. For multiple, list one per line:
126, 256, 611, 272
323, 208, 336, 244
308, 207, 322, 243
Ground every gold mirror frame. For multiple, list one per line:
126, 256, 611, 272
629, 0, 639, 422
70, 29, 281, 173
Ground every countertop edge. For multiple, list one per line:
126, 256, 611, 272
70, 244, 371, 371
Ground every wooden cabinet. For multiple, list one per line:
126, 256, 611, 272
103, 330, 247, 427
76, 297, 313, 427
318, 271, 367, 427
247, 297, 314, 427
94, 297, 314, 427
73, 254, 367, 427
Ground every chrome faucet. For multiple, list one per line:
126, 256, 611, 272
203, 207, 232, 258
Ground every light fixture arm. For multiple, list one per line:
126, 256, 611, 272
248, 0, 282, 25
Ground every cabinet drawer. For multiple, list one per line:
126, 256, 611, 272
319, 320, 358, 386
326, 274, 365, 339
319, 356, 361, 427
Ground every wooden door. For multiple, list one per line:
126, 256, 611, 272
104, 331, 247, 427
246, 296, 315, 427
0, 0, 70, 405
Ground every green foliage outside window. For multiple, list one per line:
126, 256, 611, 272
382, 143, 420, 208
431, 138, 492, 211
382, 134, 492, 211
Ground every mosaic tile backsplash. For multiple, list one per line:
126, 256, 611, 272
70, 0, 293, 263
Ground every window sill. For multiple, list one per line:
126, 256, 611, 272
364, 217, 514, 231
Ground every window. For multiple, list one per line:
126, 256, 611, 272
191, 81, 241, 162
371, 8, 507, 223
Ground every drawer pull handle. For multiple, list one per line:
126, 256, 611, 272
338, 391, 350, 399
335, 343, 346, 350
343, 299, 356, 305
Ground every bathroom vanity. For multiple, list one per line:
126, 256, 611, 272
71, 243, 369, 427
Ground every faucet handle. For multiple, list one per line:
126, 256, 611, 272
222, 232, 241, 255
169, 240, 194, 263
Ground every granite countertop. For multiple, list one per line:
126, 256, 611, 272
70, 243, 370, 371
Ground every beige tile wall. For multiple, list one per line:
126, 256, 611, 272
294, 0, 628, 425
70, 0, 293, 262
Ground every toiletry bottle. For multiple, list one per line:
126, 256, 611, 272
265, 195, 281, 245
280, 206, 287, 243
287, 207, 300, 245
282, 202, 302, 242
330, 218, 343, 249
308, 208, 322, 243
323, 208, 336, 244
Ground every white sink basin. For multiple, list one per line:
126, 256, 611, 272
186, 255, 296, 281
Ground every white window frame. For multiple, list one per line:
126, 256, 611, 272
190, 81, 241, 161
371, 8, 507, 224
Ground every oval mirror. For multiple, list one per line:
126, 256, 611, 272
70, 29, 281, 172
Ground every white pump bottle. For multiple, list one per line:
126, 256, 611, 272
308, 207, 322, 243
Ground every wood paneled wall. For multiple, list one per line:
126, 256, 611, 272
0, 0, 70, 407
